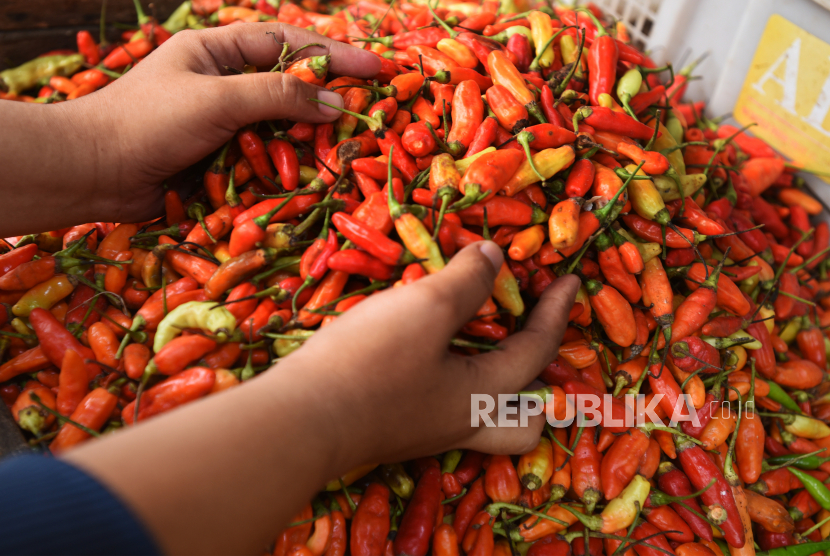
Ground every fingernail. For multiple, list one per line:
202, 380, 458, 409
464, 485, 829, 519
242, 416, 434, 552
316, 90, 343, 119
479, 241, 503, 272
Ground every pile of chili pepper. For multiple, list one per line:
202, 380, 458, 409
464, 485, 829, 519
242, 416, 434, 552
7, 0, 830, 554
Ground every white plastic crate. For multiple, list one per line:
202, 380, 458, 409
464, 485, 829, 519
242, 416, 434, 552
589, 0, 830, 206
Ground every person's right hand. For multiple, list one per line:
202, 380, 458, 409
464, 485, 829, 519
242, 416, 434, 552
281, 241, 580, 470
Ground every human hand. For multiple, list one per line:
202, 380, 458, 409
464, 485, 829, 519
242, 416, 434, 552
279, 241, 580, 471
69, 23, 380, 224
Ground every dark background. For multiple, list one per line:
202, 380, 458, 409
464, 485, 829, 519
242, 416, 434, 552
0, 0, 181, 70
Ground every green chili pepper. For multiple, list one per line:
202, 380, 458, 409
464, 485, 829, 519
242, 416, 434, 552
441, 450, 463, 474
756, 540, 830, 556
0, 54, 84, 94
788, 467, 830, 510
666, 113, 684, 145
765, 381, 802, 413
162, 0, 191, 32
766, 452, 830, 470
271, 329, 314, 357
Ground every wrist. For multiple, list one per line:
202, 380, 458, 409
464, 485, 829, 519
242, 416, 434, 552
257, 358, 354, 484
51, 94, 123, 223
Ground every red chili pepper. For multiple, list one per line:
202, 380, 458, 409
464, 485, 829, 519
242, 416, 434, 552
655, 462, 714, 541
581, 12, 618, 105
564, 158, 595, 198
457, 149, 525, 204
362, 26, 448, 49
628, 85, 666, 115
331, 212, 405, 266
50, 386, 119, 453
0, 243, 37, 278
750, 196, 789, 239
446, 80, 484, 154
402, 122, 437, 158
76, 30, 100, 65
122, 367, 215, 424
394, 466, 442, 556
327, 250, 393, 281
267, 139, 300, 192
101, 39, 153, 69
577, 106, 657, 141
564, 380, 629, 433
506, 33, 532, 73
670, 336, 720, 373
571, 426, 603, 513
484, 454, 521, 503
350, 482, 390, 556
485, 85, 530, 133
65, 282, 107, 329
29, 308, 98, 380
154, 335, 217, 375
630, 521, 674, 556
675, 437, 745, 547
56, 348, 88, 417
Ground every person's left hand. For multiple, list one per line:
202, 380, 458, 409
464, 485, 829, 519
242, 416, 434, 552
70, 23, 380, 224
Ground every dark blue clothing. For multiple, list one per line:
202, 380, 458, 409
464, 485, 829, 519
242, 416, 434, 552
0, 455, 160, 555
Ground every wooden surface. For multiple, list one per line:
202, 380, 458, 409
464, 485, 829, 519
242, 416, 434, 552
0, 0, 180, 69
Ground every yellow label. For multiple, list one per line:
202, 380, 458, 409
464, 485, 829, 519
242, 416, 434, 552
734, 14, 830, 183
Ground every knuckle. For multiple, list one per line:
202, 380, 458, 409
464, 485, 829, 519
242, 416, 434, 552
273, 73, 306, 102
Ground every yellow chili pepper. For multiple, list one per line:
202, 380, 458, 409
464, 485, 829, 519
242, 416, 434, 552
517, 436, 554, 490
599, 475, 651, 532
436, 38, 478, 69
616, 228, 662, 263
12, 275, 74, 317
527, 11, 555, 69
723, 346, 747, 373
564, 474, 651, 533
779, 318, 801, 344
211, 241, 233, 264
816, 508, 830, 539
598, 93, 626, 113
387, 147, 445, 275
154, 301, 237, 352
626, 164, 670, 225
783, 414, 830, 439
559, 34, 585, 80
503, 146, 576, 197
653, 173, 707, 202
493, 262, 525, 317
757, 304, 776, 334
10, 318, 37, 347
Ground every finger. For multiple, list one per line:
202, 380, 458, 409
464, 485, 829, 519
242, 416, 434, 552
405, 241, 503, 341
188, 23, 380, 78
215, 71, 347, 126
461, 414, 546, 456
475, 274, 580, 392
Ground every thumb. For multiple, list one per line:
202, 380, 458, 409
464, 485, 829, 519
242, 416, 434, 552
407, 241, 504, 342
217, 72, 345, 128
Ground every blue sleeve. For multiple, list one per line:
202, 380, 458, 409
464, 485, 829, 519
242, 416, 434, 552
0, 454, 161, 556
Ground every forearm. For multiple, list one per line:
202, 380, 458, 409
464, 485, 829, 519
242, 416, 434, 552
62, 361, 352, 556
0, 100, 111, 237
